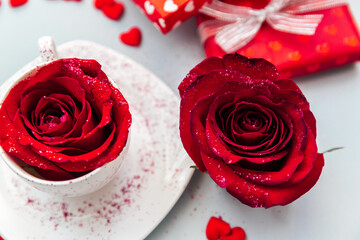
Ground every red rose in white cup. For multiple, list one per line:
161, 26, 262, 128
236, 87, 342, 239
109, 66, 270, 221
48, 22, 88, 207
0, 58, 131, 181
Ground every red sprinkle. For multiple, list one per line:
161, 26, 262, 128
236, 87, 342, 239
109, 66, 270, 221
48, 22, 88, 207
101, 1, 124, 20
9, 0, 28, 7
119, 27, 142, 47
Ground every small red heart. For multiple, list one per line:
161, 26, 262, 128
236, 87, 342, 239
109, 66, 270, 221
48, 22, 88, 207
93, 0, 113, 9
119, 27, 142, 47
101, 1, 124, 20
206, 217, 231, 240
9, 0, 28, 7
220, 227, 246, 240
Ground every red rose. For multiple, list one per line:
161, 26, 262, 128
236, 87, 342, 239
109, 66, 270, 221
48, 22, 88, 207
0, 58, 131, 180
178, 54, 324, 208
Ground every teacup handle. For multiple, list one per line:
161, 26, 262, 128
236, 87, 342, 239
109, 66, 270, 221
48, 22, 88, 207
38, 36, 58, 63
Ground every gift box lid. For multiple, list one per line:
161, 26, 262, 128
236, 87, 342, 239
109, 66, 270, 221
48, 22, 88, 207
197, 0, 360, 78
132, 0, 210, 34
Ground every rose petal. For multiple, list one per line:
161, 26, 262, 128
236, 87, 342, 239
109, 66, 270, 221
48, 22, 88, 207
224, 104, 308, 185
54, 86, 131, 172
2, 79, 30, 119
20, 61, 62, 93
261, 153, 324, 207
180, 70, 246, 171
0, 108, 73, 178
189, 80, 271, 155
274, 79, 302, 94
19, 76, 88, 141
33, 122, 114, 164
178, 57, 225, 97
13, 111, 70, 153
303, 110, 317, 137
190, 96, 222, 158
36, 106, 72, 136
33, 100, 92, 146
231, 146, 304, 186
32, 95, 75, 136
208, 94, 288, 152
205, 92, 298, 164
89, 84, 131, 169
282, 130, 318, 185
222, 53, 279, 81
14, 99, 111, 159
18, 89, 52, 132
205, 114, 289, 165
202, 151, 324, 208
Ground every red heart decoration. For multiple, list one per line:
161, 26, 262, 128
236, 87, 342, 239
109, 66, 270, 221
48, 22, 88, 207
206, 217, 231, 240
119, 27, 142, 47
220, 227, 246, 240
101, 1, 124, 20
93, 0, 113, 9
9, 0, 28, 7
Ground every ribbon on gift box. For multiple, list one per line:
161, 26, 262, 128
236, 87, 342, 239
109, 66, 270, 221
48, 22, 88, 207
198, 0, 348, 53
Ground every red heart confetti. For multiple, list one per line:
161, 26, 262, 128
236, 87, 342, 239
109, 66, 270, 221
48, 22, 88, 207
93, 0, 113, 9
101, 1, 124, 20
206, 217, 231, 240
206, 217, 246, 240
9, 0, 28, 7
119, 27, 142, 47
220, 227, 246, 240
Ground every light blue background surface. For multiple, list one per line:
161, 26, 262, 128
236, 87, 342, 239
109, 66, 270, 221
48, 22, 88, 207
1, 0, 360, 239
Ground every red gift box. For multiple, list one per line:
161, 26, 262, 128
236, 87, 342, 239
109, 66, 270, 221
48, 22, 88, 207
197, 0, 360, 78
132, 0, 209, 33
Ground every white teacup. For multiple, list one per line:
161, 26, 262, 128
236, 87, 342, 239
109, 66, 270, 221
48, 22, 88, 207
0, 37, 130, 197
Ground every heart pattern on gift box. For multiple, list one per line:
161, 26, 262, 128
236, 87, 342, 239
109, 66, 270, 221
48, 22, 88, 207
158, 18, 166, 28
288, 51, 302, 61
144, 1, 155, 15
185, 0, 195, 12
268, 41, 282, 51
344, 36, 359, 47
324, 24, 338, 35
164, 0, 178, 12
331, 8, 345, 18
316, 43, 330, 54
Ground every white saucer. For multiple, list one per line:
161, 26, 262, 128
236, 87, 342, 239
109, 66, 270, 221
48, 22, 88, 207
0, 40, 194, 240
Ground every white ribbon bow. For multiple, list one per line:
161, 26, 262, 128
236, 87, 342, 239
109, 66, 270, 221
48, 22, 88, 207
198, 0, 347, 53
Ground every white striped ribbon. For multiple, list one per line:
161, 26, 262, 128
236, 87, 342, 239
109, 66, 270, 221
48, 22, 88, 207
198, 0, 347, 53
